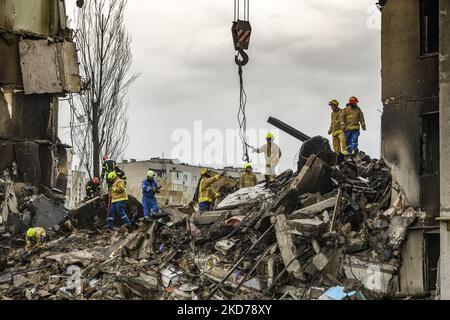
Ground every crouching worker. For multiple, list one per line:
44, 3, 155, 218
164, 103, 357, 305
85, 177, 101, 199
197, 169, 224, 213
142, 170, 161, 221
25, 227, 47, 251
107, 171, 132, 230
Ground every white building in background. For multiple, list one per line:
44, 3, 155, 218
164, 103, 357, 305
65, 150, 87, 209
65, 169, 87, 209
120, 158, 263, 206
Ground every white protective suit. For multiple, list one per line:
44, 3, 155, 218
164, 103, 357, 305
254, 142, 281, 177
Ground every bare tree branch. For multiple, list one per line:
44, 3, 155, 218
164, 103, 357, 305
70, 0, 138, 178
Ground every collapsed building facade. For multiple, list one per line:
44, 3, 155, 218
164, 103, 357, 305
380, 0, 450, 297
0, 0, 81, 204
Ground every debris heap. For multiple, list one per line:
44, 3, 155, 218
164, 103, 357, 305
0, 141, 419, 300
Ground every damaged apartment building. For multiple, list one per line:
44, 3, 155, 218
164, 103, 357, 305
380, 0, 450, 297
0, 0, 81, 199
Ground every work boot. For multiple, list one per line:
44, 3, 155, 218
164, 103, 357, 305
143, 216, 151, 224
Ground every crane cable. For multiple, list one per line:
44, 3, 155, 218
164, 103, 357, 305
237, 64, 250, 163
234, 0, 251, 163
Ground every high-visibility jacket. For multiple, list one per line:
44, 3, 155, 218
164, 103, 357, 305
110, 178, 128, 203
199, 175, 221, 203
26, 227, 46, 249
340, 105, 366, 131
239, 172, 258, 189
329, 108, 344, 136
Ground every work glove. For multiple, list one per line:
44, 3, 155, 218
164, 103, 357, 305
362, 126, 367, 131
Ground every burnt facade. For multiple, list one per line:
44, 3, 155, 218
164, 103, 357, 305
0, 0, 81, 192
381, 0, 448, 296
381, 0, 440, 217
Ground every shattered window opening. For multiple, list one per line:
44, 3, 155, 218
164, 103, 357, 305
420, 0, 439, 56
420, 112, 440, 176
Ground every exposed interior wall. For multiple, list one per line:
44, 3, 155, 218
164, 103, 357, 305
0, 0, 61, 37
381, 0, 440, 216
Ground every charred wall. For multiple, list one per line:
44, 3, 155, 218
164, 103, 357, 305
0, 0, 80, 192
381, 0, 440, 216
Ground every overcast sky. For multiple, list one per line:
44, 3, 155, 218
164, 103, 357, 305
60, 0, 382, 173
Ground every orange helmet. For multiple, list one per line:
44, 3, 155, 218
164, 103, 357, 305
349, 97, 359, 104
103, 155, 109, 161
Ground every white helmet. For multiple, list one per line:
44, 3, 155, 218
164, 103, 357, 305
147, 170, 156, 179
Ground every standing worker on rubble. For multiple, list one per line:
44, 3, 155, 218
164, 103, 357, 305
85, 177, 101, 199
327, 99, 348, 155
340, 97, 366, 155
195, 169, 224, 213
239, 163, 258, 189
101, 155, 127, 185
142, 170, 161, 221
106, 171, 132, 230
252, 133, 282, 184
25, 227, 47, 251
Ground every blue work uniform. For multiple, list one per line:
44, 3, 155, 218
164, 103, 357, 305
142, 179, 160, 218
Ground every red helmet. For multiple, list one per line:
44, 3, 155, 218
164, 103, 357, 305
92, 177, 100, 185
103, 155, 109, 161
349, 97, 359, 104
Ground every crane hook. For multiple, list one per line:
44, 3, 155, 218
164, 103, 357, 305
235, 49, 249, 67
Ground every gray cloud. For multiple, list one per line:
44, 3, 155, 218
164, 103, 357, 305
60, 0, 382, 173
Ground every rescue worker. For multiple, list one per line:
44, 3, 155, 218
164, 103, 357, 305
142, 170, 161, 220
197, 169, 224, 213
85, 177, 101, 199
327, 99, 348, 155
101, 155, 127, 184
340, 97, 366, 155
106, 171, 132, 230
252, 133, 282, 183
239, 163, 258, 189
25, 227, 46, 251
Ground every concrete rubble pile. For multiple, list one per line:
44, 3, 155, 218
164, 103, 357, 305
0, 139, 419, 300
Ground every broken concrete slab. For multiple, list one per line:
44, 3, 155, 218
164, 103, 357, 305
387, 207, 417, 250
312, 253, 330, 272
29, 195, 67, 229
290, 197, 337, 219
46, 250, 105, 267
217, 184, 274, 210
287, 219, 325, 237
215, 239, 238, 256
343, 255, 397, 294
273, 214, 304, 280
124, 222, 156, 260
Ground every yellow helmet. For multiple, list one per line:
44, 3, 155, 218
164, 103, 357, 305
200, 169, 208, 176
107, 171, 118, 181
266, 132, 274, 140
26, 228, 36, 238
243, 163, 252, 170
147, 170, 156, 179
329, 99, 339, 107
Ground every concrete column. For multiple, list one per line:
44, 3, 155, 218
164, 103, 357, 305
439, 0, 450, 300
